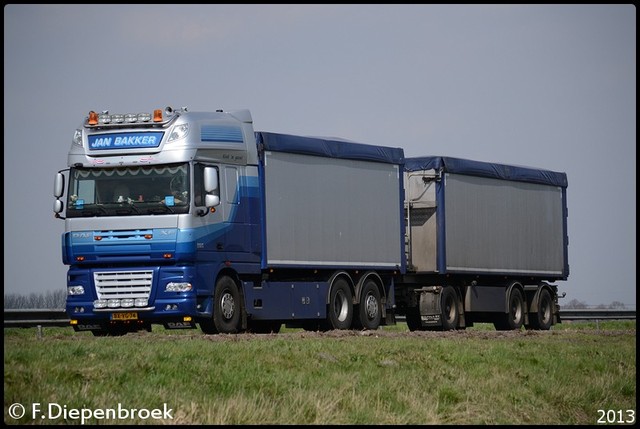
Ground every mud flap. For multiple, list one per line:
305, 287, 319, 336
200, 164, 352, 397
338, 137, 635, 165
417, 286, 443, 327
163, 321, 197, 330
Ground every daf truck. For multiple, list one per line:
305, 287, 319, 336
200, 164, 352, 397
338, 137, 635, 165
54, 106, 569, 335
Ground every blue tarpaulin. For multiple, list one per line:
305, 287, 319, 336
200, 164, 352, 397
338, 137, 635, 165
256, 132, 405, 165
404, 156, 568, 188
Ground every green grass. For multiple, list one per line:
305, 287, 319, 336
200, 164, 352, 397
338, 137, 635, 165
4, 321, 636, 425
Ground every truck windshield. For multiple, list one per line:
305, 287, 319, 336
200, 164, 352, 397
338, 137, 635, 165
66, 163, 189, 217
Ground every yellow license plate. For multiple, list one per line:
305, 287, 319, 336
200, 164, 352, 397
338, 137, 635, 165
111, 312, 138, 321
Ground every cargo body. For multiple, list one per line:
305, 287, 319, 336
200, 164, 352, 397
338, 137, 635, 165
404, 156, 568, 278
258, 132, 404, 270
54, 106, 568, 335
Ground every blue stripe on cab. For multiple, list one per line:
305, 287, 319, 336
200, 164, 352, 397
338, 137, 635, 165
201, 125, 244, 143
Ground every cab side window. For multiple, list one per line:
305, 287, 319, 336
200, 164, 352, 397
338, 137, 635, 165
194, 164, 205, 207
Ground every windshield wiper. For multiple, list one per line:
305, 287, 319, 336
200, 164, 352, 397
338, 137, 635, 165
147, 204, 175, 214
75, 205, 108, 217
115, 201, 141, 215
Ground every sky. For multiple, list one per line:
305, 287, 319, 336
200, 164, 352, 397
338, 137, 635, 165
4, 4, 636, 307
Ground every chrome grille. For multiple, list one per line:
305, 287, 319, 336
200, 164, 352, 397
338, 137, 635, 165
94, 270, 153, 300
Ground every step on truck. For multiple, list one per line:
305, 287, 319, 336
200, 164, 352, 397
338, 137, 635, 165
54, 106, 569, 336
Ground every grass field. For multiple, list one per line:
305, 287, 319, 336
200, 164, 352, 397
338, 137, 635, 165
4, 321, 636, 425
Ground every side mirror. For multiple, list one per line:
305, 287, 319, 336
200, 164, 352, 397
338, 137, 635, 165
54, 173, 65, 198
205, 194, 220, 207
204, 166, 219, 193
54, 199, 64, 214
203, 167, 220, 207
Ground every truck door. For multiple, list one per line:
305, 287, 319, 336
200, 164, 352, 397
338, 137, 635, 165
221, 166, 250, 254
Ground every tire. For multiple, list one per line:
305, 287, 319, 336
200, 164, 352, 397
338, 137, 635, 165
199, 317, 219, 335
440, 286, 459, 331
353, 280, 382, 330
327, 278, 353, 330
494, 287, 525, 331
213, 276, 243, 334
530, 288, 553, 330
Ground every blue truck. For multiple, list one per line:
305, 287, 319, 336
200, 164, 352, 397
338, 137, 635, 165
54, 106, 569, 335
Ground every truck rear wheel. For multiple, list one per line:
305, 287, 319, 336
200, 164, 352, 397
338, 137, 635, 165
327, 278, 353, 330
530, 288, 553, 330
353, 279, 382, 330
494, 287, 525, 331
213, 276, 243, 334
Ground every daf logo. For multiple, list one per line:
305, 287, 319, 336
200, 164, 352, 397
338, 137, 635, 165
72, 232, 91, 238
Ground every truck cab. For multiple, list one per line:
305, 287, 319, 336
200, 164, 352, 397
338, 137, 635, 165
54, 107, 260, 335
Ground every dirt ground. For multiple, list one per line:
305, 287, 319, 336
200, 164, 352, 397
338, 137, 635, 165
192, 326, 635, 342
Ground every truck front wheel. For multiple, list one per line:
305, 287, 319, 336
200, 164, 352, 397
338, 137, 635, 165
213, 276, 243, 334
327, 278, 353, 330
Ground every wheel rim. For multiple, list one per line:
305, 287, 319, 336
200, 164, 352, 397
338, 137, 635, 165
220, 292, 235, 320
364, 292, 378, 320
334, 290, 349, 322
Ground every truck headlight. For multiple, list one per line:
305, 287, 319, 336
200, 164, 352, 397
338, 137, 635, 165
165, 282, 193, 292
94, 300, 107, 309
68, 285, 85, 295
135, 298, 148, 307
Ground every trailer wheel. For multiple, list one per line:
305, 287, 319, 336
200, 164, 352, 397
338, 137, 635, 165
441, 286, 459, 331
213, 276, 243, 334
327, 278, 353, 330
530, 288, 553, 331
494, 287, 525, 331
354, 280, 382, 330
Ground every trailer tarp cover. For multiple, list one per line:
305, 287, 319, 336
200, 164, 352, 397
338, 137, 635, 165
404, 156, 567, 188
256, 131, 404, 165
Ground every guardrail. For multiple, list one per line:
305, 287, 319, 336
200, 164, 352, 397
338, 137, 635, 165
4, 309, 70, 328
3, 308, 636, 329
558, 309, 636, 321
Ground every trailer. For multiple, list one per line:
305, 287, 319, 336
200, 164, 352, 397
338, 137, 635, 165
54, 106, 568, 335
399, 156, 569, 331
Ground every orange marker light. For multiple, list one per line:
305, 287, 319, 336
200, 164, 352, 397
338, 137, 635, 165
88, 111, 98, 125
153, 109, 163, 122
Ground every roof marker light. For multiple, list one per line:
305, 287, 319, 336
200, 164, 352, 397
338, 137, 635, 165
88, 111, 98, 125
153, 109, 163, 122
